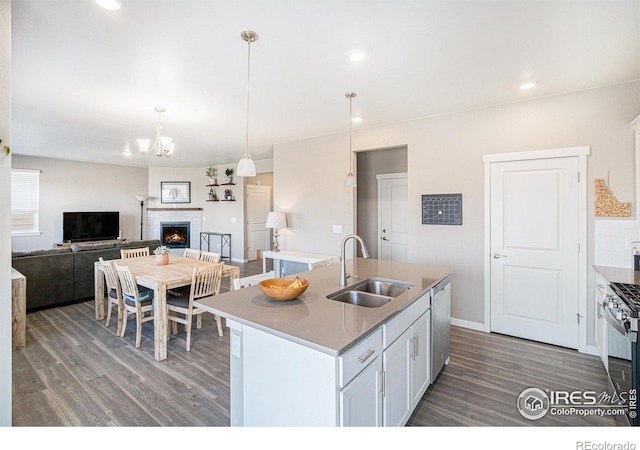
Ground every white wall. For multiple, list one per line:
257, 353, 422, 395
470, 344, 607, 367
0, 0, 11, 426
148, 165, 247, 262
273, 81, 640, 345
274, 133, 355, 254
11, 156, 148, 252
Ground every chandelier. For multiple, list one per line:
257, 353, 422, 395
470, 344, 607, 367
137, 107, 175, 158
236, 30, 258, 177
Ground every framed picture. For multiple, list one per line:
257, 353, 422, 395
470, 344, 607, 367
161, 181, 191, 204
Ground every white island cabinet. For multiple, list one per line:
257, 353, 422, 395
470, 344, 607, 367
194, 258, 452, 426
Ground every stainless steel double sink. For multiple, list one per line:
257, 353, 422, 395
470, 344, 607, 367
326, 277, 414, 308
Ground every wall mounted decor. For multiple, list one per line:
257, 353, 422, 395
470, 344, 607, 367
595, 178, 631, 217
161, 181, 191, 204
422, 193, 462, 225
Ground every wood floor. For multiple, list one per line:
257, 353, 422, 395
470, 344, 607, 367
12, 260, 620, 427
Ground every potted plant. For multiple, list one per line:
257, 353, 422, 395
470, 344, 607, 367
224, 167, 234, 183
205, 166, 217, 185
154, 245, 170, 265
209, 187, 217, 201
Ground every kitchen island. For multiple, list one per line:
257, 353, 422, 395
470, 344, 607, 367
195, 258, 452, 426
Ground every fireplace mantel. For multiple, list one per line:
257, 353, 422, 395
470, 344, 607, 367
148, 208, 203, 211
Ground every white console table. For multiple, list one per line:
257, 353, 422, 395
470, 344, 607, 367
263, 250, 339, 276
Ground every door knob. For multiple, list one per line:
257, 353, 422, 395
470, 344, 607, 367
382, 237, 389, 241
493, 253, 507, 259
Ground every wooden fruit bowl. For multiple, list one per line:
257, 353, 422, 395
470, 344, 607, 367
259, 277, 310, 301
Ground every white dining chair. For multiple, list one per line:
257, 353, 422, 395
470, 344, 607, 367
233, 271, 275, 290
167, 263, 224, 348
114, 263, 154, 348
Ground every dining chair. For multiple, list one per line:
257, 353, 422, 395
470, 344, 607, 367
120, 247, 150, 259
200, 251, 221, 263
183, 248, 201, 259
233, 270, 275, 290
308, 258, 336, 270
114, 263, 154, 348
167, 263, 224, 350
99, 257, 125, 336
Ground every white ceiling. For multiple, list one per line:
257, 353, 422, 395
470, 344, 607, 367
11, 0, 640, 168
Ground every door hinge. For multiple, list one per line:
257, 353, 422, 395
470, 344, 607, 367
578, 243, 581, 253
578, 172, 581, 182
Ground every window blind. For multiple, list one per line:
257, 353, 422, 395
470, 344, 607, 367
11, 169, 40, 234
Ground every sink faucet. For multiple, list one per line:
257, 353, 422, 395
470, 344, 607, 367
340, 234, 370, 287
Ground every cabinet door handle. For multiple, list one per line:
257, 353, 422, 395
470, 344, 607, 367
377, 371, 385, 396
358, 349, 376, 364
413, 336, 418, 359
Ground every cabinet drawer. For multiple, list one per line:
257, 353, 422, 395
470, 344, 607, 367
338, 328, 382, 388
383, 292, 430, 348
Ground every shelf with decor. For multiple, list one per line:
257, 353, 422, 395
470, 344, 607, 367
206, 183, 220, 187
220, 183, 235, 186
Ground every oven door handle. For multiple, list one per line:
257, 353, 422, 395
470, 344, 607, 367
603, 306, 629, 336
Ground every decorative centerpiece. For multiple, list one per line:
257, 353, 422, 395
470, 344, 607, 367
259, 276, 309, 301
205, 166, 217, 185
154, 245, 170, 265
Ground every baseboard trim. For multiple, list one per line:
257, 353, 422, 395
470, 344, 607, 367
450, 317, 486, 332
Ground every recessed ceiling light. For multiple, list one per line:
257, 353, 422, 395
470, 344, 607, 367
519, 81, 537, 90
351, 116, 363, 123
348, 51, 367, 62
95, 0, 121, 11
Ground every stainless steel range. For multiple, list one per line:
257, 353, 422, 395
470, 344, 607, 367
605, 282, 639, 426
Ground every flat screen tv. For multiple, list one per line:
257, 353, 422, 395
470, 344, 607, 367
63, 211, 119, 243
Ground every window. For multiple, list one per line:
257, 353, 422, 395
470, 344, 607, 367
11, 169, 40, 236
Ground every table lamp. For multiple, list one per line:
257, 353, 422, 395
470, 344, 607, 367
265, 212, 287, 252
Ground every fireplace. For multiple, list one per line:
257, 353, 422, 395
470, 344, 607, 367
161, 222, 190, 249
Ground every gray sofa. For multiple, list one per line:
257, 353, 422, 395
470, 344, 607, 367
11, 239, 161, 311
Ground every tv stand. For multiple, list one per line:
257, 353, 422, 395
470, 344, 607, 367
55, 238, 127, 248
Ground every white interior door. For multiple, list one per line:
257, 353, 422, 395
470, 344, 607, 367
246, 185, 271, 261
490, 157, 579, 349
378, 174, 408, 262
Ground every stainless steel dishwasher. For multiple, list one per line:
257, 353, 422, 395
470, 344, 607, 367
431, 276, 451, 381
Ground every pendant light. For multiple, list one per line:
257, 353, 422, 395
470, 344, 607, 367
236, 30, 258, 177
345, 92, 357, 188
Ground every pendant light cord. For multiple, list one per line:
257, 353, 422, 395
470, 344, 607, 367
245, 38, 251, 159
349, 95, 353, 174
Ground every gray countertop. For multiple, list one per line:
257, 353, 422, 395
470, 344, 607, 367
195, 258, 452, 356
593, 265, 640, 285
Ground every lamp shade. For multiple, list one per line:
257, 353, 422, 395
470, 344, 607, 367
345, 173, 357, 188
134, 194, 149, 202
265, 212, 287, 229
237, 155, 256, 177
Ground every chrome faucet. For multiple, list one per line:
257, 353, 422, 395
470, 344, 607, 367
340, 234, 370, 287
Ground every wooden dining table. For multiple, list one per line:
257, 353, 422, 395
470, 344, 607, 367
94, 255, 240, 361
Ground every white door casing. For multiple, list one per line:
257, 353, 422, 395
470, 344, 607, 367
483, 147, 589, 353
378, 173, 408, 262
246, 185, 271, 261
